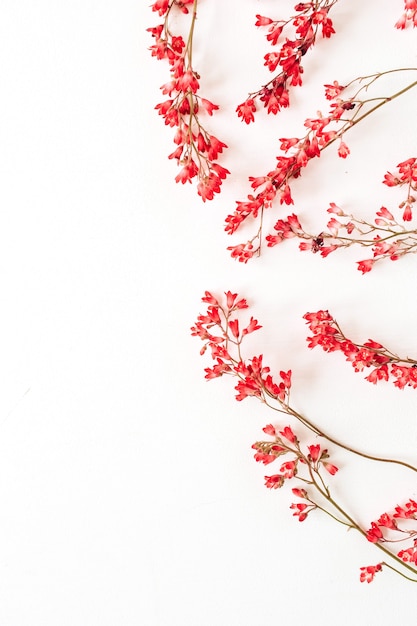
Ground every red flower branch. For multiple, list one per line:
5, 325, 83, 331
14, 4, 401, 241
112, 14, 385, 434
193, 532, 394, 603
361, 498, 417, 582
304, 309, 417, 389
147, 0, 229, 200
266, 158, 417, 272
236, 1, 338, 122
191, 291, 417, 582
255, 425, 417, 583
191, 291, 417, 470
226, 69, 417, 262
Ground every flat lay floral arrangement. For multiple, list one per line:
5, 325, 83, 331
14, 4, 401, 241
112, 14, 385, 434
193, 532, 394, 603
148, 0, 417, 584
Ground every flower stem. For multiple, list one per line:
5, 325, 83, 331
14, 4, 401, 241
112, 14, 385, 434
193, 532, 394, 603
264, 398, 417, 474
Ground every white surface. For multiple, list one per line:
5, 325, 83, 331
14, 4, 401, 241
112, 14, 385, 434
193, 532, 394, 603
0, 1, 416, 624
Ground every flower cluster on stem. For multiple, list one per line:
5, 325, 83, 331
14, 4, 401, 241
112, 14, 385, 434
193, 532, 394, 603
191, 291, 417, 582
147, 0, 229, 200
191, 291, 417, 471
266, 157, 417, 271
256, 425, 417, 583
304, 309, 417, 389
361, 498, 417, 582
236, 1, 338, 122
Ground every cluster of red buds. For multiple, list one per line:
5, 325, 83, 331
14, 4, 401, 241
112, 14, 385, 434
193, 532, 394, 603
253, 424, 338, 514
304, 309, 417, 389
254, 425, 338, 477
236, 1, 337, 122
147, 0, 229, 200
190, 290, 291, 403
367, 498, 417, 545
361, 498, 417, 582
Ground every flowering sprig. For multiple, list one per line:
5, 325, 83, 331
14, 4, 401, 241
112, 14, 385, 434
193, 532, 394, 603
367, 499, 417, 545
255, 423, 417, 583
396, 0, 417, 29
361, 498, 417, 582
383, 156, 417, 221
304, 309, 417, 389
192, 291, 417, 582
236, 1, 338, 122
226, 69, 417, 262
265, 157, 417, 271
270, 205, 417, 273
191, 291, 417, 471
147, 0, 230, 200
255, 425, 338, 505
254, 424, 339, 490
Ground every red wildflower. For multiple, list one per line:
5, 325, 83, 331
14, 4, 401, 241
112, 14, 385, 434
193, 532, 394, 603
307, 444, 321, 462
264, 52, 281, 72
365, 365, 389, 384
279, 370, 292, 389
255, 15, 274, 27
377, 513, 398, 530
280, 461, 297, 478
357, 259, 374, 274
337, 141, 350, 158
200, 99, 219, 116
292, 487, 307, 499
366, 522, 384, 543
262, 424, 277, 437
228, 319, 240, 339
324, 80, 345, 100
175, 160, 198, 184
396, 13, 408, 28
242, 317, 262, 336
201, 291, 218, 306
378, 206, 395, 221
151, 0, 170, 16
264, 474, 285, 489
327, 202, 344, 215
402, 203, 413, 221
253, 451, 276, 465
290, 502, 310, 522
206, 135, 227, 161
204, 361, 231, 380
322, 462, 338, 475
227, 243, 255, 263
279, 426, 297, 444
394, 499, 417, 519
398, 541, 417, 564
359, 564, 382, 583
236, 99, 257, 124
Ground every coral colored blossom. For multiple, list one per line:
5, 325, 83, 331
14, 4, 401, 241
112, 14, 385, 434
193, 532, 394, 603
359, 564, 382, 583
264, 474, 285, 489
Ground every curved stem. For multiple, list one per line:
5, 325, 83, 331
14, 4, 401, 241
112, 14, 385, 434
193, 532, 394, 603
264, 397, 417, 474
382, 561, 417, 583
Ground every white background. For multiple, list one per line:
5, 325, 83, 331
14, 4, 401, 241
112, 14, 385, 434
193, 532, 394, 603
0, 1, 416, 624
